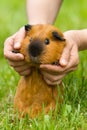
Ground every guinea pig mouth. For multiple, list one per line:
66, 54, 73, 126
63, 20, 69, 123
52, 60, 60, 66
30, 55, 41, 64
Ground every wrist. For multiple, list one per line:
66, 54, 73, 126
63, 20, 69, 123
75, 29, 87, 51
64, 29, 87, 51
28, 20, 53, 25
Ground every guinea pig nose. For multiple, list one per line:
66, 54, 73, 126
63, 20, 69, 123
28, 40, 43, 57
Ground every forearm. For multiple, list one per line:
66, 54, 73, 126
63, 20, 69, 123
75, 29, 87, 51
64, 29, 87, 51
26, 0, 63, 25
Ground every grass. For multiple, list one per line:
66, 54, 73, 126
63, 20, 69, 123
0, 0, 87, 129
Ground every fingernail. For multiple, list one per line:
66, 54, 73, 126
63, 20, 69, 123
14, 42, 21, 49
17, 53, 24, 60
60, 59, 68, 66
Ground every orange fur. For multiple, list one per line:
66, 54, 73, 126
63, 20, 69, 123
14, 24, 66, 118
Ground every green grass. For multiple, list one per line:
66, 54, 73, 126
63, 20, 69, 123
0, 0, 87, 129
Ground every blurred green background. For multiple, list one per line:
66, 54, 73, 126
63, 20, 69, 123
0, 0, 87, 129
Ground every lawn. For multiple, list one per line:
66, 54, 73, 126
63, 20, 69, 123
0, 0, 87, 130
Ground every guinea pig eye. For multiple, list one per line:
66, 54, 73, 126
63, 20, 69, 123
45, 38, 50, 45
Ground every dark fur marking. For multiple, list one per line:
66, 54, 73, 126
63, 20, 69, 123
52, 31, 65, 41
25, 24, 32, 31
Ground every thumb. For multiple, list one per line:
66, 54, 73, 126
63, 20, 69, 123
59, 43, 71, 67
13, 27, 25, 50
14, 42, 21, 49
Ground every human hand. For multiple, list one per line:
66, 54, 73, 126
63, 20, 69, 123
4, 27, 31, 76
40, 30, 79, 85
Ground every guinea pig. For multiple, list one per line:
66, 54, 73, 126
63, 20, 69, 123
14, 24, 66, 118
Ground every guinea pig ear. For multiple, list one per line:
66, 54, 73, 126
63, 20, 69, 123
25, 24, 32, 31
52, 31, 65, 41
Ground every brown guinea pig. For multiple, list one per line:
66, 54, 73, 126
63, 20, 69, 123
14, 24, 66, 118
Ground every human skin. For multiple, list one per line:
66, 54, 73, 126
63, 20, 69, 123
4, 0, 87, 85
4, 0, 63, 76
40, 29, 87, 85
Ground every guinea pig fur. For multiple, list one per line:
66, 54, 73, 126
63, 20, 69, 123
14, 24, 66, 118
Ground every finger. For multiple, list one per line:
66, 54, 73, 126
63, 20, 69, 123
4, 37, 14, 55
65, 65, 78, 73
14, 64, 31, 73
8, 60, 28, 67
40, 64, 66, 74
41, 70, 55, 82
18, 69, 31, 76
40, 63, 77, 76
41, 70, 65, 84
66, 44, 79, 70
43, 76, 61, 86
5, 51, 24, 61
13, 27, 25, 49
41, 70, 64, 82
4, 37, 24, 61
60, 45, 79, 74
59, 41, 72, 67
13, 42, 21, 49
